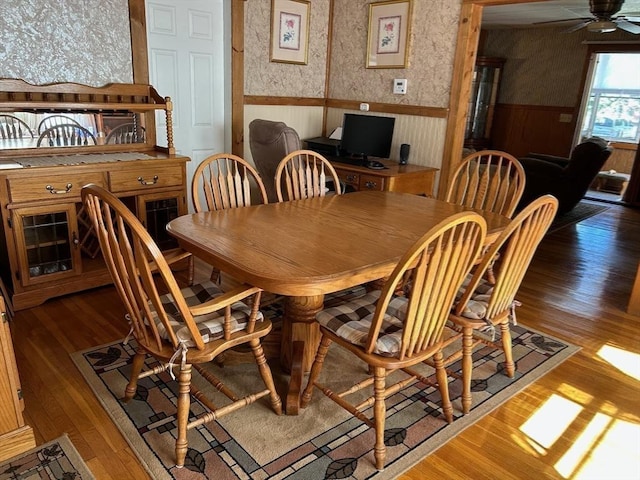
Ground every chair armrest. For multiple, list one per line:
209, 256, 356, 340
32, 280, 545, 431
189, 284, 262, 316
522, 153, 570, 168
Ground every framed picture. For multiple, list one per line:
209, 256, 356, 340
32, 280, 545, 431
270, 0, 310, 65
366, 0, 412, 69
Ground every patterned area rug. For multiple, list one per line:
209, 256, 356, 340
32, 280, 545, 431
71, 300, 578, 480
548, 201, 609, 233
0, 434, 95, 480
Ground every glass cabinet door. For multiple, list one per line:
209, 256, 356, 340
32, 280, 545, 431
12, 204, 81, 286
465, 56, 505, 149
137, 191, 186, 251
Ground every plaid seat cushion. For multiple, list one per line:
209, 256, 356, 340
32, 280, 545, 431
152, 281, 263, 347
456, 274, 494, 320
316, 290, 408, 357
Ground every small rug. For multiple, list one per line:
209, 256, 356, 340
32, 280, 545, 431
548, 201, 609, 233
0, 434, 95, 480
71, 297, 579, 480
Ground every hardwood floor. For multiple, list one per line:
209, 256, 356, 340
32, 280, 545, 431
8, 201, 640, 479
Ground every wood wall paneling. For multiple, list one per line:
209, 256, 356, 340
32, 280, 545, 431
491, 104, 576, 158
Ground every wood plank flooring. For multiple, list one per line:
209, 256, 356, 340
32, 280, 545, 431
8, 200, 640, 479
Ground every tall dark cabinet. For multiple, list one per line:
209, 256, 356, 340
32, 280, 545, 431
464, 56, 505, 150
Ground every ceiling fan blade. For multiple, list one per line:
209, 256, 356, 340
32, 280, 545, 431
616, 18, 640, 33
563, 20, 593, 33
533, 17, 590, 26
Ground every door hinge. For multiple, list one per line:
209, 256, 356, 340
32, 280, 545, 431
17, 388, 23, 400
1, 312, 6, 323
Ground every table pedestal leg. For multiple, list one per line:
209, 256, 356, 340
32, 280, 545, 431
280, 294, 323, 415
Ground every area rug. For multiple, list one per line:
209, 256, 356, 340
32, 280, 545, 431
71, 297, 579, 480
548, 201, 609, 233
0, 434, 95, 480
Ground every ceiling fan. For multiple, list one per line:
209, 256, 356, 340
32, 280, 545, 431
538, 0, 640, 34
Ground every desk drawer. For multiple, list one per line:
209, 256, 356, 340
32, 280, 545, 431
109, 165, 183, 193
336, 171, 360, 189
8, 172, 105, 203
359, 174, 385, 191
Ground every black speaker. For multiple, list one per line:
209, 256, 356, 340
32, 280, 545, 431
399, 143, 410, 165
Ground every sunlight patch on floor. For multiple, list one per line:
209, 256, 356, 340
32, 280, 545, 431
520, 394, 582, 451
557, 413, 640, 479
597, 344, 640, 381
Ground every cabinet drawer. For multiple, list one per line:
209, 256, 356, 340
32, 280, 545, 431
336, 171, 360, 189
359, 174, 385, 191
8, 173, 105, 203
109, 165, 183, 193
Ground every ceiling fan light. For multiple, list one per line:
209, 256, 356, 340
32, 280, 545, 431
587, 20, 617, 33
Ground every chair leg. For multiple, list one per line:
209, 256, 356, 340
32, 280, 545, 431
123, 347, 146, 402
372, 366, 387, 471
501, 323, 515, 378
434, 350, 453, 424
250, 339, 283, 415
175, 363, 192, 468
300, 335, 331, 408
461, 327, 474, 414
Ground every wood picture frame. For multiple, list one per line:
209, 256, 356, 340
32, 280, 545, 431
270, 0, 310, 65
366, 0, 412, 69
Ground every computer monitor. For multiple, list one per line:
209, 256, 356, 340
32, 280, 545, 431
340, 113, 395, 162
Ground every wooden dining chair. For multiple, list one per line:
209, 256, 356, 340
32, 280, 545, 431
0, 114, 34, 139
192, 153, 268, 213
301, 212, 487, 471
446, 149, 526, 283
37, 115, 83, 134
105, 122, 145, 144
37, 124, 97, 147
447, 194, 558, 414
275, 149, 342, 202
446, 150, 526, 218
191, 153, 269, 286
81, 184, 282, 468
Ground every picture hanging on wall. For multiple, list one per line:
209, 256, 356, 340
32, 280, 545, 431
270, 0, 310, 65
366, 0, 412, 69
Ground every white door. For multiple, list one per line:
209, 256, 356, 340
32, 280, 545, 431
145, 0, 228, 211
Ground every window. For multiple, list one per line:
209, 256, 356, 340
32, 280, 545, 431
578, 53, 640, 145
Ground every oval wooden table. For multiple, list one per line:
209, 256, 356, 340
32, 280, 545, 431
167, 191, 511, 414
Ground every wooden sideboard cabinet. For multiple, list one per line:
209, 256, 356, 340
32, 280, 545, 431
0, 295, 35, 462
0, 79, 190, 310
329, 159, 438, 196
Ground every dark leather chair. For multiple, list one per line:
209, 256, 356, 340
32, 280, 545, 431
517, 137, 613, 215
249, 119, 301, 203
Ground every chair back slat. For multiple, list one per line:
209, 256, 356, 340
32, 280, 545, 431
275, 150, 342, 202
455, 195, 558, 320
364, 212, 486, 360
82, 184, 208, 352
0, 114, 34, 139
37, 123, 97, 147
447, 150, 526, 218
192, 153, 268, 213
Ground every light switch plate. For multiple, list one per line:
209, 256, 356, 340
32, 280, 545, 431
394, 79, 407, 94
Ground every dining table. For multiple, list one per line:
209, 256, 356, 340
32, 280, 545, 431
166, 190, 512, 414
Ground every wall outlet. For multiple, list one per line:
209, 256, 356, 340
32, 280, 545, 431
394, 79, 407, 94
559, 113, 573, 123
359, 103, 369, 111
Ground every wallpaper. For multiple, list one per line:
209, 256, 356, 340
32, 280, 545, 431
329, 0, 461, 107
0, 0, 133, 86
482, 26, 638, 107
244, 0, 330, 97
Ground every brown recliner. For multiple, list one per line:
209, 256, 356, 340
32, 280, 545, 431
249, 119, 302, 203
517, 137, 613, 215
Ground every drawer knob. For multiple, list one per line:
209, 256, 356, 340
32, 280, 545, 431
46, 183, 73, 194
346, 175, 357, 182
138, 175, 159, 186
364, 181, 378, 189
